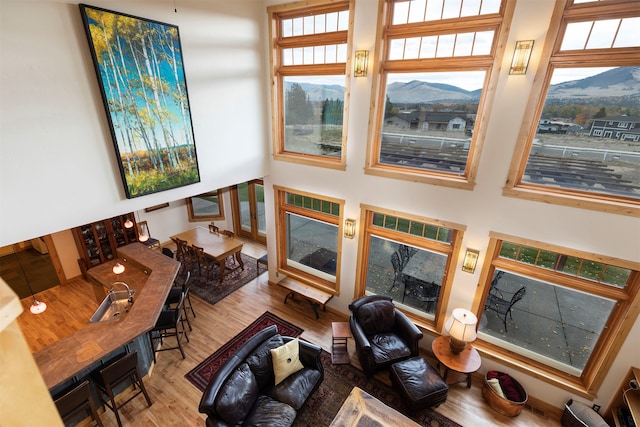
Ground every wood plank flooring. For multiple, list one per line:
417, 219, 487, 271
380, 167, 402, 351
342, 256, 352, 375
17, 240, 560, 426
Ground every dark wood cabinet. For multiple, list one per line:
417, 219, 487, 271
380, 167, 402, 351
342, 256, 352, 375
73, 213, 138, 278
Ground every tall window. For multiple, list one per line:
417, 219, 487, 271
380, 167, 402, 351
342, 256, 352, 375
268, 0, 353, 170
366, 0, 513, 188
475, 233, 640, 393
356, 206, 464, 328
274, 186, 344, 293
505, 0, 640, 215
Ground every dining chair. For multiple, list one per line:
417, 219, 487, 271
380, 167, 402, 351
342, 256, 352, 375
192, 244, 218, 280
208, 224, 219, 234
221, 230, 237, 266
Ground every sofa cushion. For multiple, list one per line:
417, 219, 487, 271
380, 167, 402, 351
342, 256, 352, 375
215, 363, 259, 425
269, 367, 322, 410
271, 339, 304, 385
246, 334, 284, 389
357, 300, 395, 335
370, 332, 411, 364
243, 395, 297, 427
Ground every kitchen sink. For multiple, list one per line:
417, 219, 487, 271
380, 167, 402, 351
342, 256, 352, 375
89, 290, 136, 323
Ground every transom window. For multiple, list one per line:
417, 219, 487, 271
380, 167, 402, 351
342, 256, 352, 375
274, 186, 344, 293
268, 0, 353, 169
365, 0, 511, 189
475, 233, 640, 393
505, 0, 640, 215
356, 206, 464, 328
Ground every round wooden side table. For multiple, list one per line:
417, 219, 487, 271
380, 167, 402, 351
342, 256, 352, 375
432, 335, 481, 388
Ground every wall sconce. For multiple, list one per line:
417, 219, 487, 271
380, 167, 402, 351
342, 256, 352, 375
445, 308, 478, 354
462, 249, 479, 273
354, 50, 369, 77
344, 218, 357, 239
509, 40, 534, 75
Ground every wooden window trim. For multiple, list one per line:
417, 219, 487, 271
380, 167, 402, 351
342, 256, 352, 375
268, 0, 354, 171
274, 185, 345, 294
354, 203, 466, 332
503, 0, 640, 217
471, 232, 640, 397
364, 0, 516, 189
186, 190, 225, 222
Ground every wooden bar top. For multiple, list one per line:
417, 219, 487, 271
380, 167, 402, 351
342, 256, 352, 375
33, 243, 179, 389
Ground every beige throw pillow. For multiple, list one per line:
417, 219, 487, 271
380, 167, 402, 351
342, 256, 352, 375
270, 338, 304, 385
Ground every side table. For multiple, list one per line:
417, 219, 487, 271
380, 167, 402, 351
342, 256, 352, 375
432, 335, 481, 388
331, 322, 352, 364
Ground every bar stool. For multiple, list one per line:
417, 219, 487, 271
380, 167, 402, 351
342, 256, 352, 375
148, 292, 189, 362
54, 379, 104, 427
165, 270, 194, 331
91, 351, 152, 427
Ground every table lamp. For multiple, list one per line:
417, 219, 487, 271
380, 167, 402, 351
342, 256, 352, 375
445, 308, 478, 354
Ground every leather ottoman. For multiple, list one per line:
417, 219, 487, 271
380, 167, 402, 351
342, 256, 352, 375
390, 356, 448, 411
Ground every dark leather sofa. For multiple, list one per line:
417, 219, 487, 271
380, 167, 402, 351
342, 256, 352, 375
198, 325, 323, 427
349, 295, 423, 376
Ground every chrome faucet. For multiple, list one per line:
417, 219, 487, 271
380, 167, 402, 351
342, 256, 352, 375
110, 281, 134, 304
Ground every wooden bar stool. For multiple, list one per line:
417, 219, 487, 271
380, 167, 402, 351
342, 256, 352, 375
91, 351, 152, 427
54, 379, 104, 427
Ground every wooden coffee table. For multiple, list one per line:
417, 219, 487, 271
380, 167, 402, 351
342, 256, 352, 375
432, 335, 481, 388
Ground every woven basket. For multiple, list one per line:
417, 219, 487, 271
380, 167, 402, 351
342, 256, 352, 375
482, 372, 528, 417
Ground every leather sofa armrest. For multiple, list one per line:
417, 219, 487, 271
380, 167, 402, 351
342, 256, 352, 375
394, 310, 423, 355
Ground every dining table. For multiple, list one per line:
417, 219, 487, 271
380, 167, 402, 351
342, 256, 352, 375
171, 226, 244, 282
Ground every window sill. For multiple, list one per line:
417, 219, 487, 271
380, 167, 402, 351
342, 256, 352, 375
273, 152, 346, 171
365, 164, 475, 190
503, 185, 640, 218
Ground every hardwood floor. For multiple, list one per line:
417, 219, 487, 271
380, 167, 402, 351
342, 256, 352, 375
18, 240, 559, 426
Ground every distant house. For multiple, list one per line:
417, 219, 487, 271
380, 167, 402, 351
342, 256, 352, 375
589, 115, 640, 141
538, 118, 583, 134
384, 111, 472, 132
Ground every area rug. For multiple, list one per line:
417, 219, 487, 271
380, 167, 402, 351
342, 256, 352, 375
185, 311, 303, 391
186, 313, 460, 427
188, 253, 262, 307
294, 350, 462, 427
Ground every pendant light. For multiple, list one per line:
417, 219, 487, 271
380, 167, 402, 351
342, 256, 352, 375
134, 210, 149, 242
15, 248, 47, 314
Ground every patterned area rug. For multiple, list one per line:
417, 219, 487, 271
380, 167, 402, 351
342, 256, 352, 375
185, 311, 303, 391
188, 253, 266, 307
295, 350, 462, 427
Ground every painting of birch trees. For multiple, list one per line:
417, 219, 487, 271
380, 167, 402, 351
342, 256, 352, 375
80, 4, 200, 198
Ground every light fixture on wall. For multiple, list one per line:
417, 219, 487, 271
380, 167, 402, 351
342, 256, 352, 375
445, 308, 477, 354
344, 218, 357, 239
462, 248, 479, 273
509, 40, 534, 75
15, 249, 47, 314
354, 50, 369, 77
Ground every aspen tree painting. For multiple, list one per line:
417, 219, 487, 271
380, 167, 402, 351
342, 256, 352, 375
80, 4, 200, 198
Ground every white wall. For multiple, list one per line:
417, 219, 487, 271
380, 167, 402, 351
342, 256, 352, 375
0, 0, 269, 245
1, 0, 638, 415
263, 0, 640, 413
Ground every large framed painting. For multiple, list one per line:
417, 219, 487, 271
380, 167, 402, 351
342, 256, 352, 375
79, 4, 200, 198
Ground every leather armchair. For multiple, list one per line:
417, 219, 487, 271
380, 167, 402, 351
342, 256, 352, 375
349, 295, 423, 376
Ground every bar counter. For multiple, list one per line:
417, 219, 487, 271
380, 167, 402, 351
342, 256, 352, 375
33, 243, 179, 389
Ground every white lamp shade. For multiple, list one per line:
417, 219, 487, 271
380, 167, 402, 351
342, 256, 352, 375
112, 262, 125, 274
445, 308, 478, 343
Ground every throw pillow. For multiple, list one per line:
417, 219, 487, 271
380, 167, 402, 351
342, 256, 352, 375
567, 400, 608, 427
270, 338, 304, 385
487, 378, 506, 398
